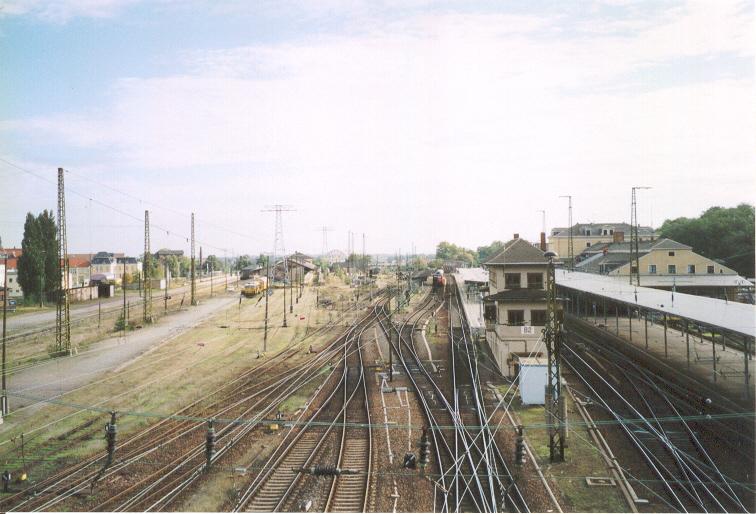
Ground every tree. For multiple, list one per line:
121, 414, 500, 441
178, 256, 192, 277
205, 254, 222, 272
234, 254, 253, 271
477, 240, 507, 264
17, 210, 58, 303
143, 253, 162, 279
435, 241, 477, 266
164, 255, 180, 278
659, 203, 755, 278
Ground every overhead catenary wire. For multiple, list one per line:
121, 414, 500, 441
0, 158, 231, 255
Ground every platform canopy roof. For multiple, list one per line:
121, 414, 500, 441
456, 267, 489, 284
556, 270, 756, 338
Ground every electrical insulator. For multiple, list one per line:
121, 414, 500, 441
205, 420, 216, 472
515, 425, 525, 466
403, 452, 417, 469
418, 427, 431, 468
105, 411, 117, 467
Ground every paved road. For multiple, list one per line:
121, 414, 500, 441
4, 274, 234, 335
2, 294, 238, 414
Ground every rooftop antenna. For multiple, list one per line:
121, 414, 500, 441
631, 187, 651, 286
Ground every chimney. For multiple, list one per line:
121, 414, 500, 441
540, 232, 547, 251
613, 231, 625, 243
513, 233, 519, 240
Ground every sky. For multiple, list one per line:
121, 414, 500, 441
0, 0, 754, 258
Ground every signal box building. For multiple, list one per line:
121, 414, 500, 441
483, 236, 559, 377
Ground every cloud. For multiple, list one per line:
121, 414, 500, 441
0, 0, 140, 22
1, 1, 753, 251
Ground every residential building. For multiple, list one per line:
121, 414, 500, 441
90, 252, 142, 284
116, 256, 142, 279
575, 237, 750, 300
483, 236, 558, 377
0, 248, 23, 300
548, 223, 657, 258
90, 251, 118, 280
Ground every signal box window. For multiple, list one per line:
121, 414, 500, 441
707, 265, 715, 274
687, 264, 695, 274
668, 264, 676, 274
668, 251, 675, 256
484, 304, 497, 322
507, 310, 525, 326
648, 264, 657, 274
527, 273, 543, 289
505, 273, 521, 289
530, 310, 547, 326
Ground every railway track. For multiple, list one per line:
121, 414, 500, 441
376, 283, 528, 513
447, 282, 528, 513
1, 291, 385, 512
235, 305, 376, 512
564, 321, 753, 513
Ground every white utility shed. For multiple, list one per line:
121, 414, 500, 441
518, 356, 548, 405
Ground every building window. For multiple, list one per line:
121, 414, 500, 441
687, 264, 695, 274
586, 242, 591, 247
610, 229, 614, 234
505, 273, 521, 289
585, 229, 591, 236
630, 265, 638, 275
668, 251, 675, 257
668, 264, 676, 274
531, 310, 547, 326
602, 229, 608, 235
490, 270, 497, 287
648, 264, 657, 274
507, 310, 524, 326
707, 265, 715, 274
526, 273, 543, 289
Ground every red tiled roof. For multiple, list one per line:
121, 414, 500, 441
68, 257, 91, 268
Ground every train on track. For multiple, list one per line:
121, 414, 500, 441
432, 269, 446, 289
241, 276, 268, 297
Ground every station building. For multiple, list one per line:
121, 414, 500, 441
575, 237, 751, 301
548, 222, 657, 257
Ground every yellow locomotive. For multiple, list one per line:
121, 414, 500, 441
241, 276, 268, 297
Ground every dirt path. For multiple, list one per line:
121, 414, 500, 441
3, 294, 238, 413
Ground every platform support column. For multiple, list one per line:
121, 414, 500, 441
712, 329, 717, 382
744, 335, 750, 399
663, 314, 668, 358
685, 320, 690, 369
628, 305, 632, 342
644, 311, 648, 350
603, 298, 607, 327
615, 304, 619, 335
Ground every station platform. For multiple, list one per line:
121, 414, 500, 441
571, 313, 753, 404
